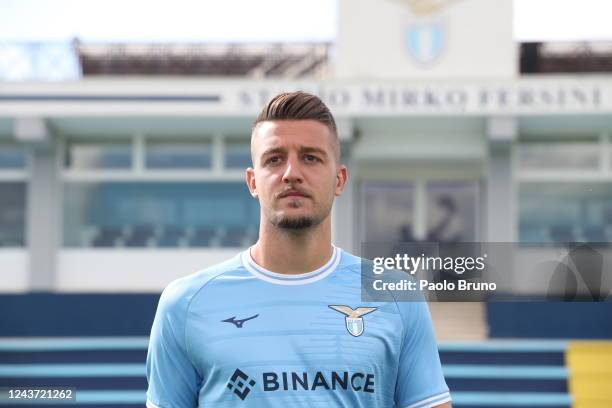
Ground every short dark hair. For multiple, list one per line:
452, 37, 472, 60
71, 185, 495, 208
252, 91, 339, 161
253, 91, 337, 137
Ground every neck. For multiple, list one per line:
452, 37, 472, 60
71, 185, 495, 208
251, 216, 333, 274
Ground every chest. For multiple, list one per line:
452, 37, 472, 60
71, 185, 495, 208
186, 297, 403, 373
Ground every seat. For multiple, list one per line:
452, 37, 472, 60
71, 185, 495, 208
189, 226, 216, 247
125, 225, 156, 247
157, 226, 185, 247
548, 225, 576, 243
92, 228, 122, 247
582, 226, 607, 243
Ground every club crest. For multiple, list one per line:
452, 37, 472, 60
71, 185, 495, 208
329, 305, 378, 337
405, 22, 445, 65
388, 0, 464, 66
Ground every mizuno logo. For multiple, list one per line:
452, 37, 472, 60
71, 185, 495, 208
222, 314, 259, 328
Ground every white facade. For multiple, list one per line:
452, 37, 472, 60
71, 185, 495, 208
1, 77, 612, 295
335, 0, 516, 79
1, 0, 611, 297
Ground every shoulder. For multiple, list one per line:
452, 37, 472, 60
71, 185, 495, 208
337, 248, 429, 322
337, 248, 406, 279
157, 253, 244, 315
336, 248, 368, 274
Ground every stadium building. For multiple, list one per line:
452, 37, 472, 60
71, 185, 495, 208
1, 0, 612, 406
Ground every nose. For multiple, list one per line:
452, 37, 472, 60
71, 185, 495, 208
282, 155, 304, 184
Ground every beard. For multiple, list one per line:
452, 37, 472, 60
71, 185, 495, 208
267, 189, 333, 231
273, 215, 315, 230
269, 202, 328, 231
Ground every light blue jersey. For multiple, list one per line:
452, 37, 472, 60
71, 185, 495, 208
146, 247, 451, 408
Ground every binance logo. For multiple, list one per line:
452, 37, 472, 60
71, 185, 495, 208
227, 369, 256, 400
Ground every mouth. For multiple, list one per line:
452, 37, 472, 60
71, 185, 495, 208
278, 190, 310, 199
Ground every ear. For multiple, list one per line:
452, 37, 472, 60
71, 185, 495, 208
334, 164, 348, 197
245, 167, 258, 198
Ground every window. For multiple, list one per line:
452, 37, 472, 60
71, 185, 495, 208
519, 183, 612, 243
516, 135, 612, 243
63, 182, 259, 248
516, 139, 599, 171
0, 143, 27, 247
224, 138, 251, 169
0, 182, 26, 247
145, 140, 212, 169
426, 181, 478, 242
62, 136, 259, 248
361, 181, 415, 242
360, 179, 480, 244
0, 145, 26, 169
65, 140, 131, 170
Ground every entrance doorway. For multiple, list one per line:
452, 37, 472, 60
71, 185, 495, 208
360, 179, 480, 244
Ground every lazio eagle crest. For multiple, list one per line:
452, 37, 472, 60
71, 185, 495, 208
329, 305, 378, 337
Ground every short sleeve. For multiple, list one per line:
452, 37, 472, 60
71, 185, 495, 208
394, 300, 451, 408
146, 282, 200, 408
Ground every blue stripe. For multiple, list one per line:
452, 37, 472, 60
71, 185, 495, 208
0, 364, 144, 377
75, 390, 146, 404
0, 338, 570, 352
0, 337, 149, 351
439, 341, 568, 353
452, 392, 572, 406
446, 378, 567, 393
443, 365, 568, 379
0, 95, 220, 102
3, 377, 147, 389
440, 350, 565, 366
0, 350, 146, 364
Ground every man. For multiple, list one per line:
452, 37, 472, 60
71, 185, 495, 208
146, 91, 451, 408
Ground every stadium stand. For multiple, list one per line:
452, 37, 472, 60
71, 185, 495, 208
2, 296, 612, 406
0, 338, 579, 407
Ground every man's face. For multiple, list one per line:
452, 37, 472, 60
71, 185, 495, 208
246, 120, 348, 230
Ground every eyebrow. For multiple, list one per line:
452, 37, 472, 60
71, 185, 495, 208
301, 146, 329, 158
260, 146, 329, 159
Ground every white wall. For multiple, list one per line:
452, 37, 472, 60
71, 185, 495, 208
56, 249, 240, 292
0, 250, 29, 292
335, 0, 516, 79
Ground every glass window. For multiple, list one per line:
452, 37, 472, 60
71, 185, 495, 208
145, 140, 212, 169
225, 139, 251, 169
517, 139, 599, 171
361, 181, 414, 242
63, 182, 259, 248
0, 182, 26, 247
65, 140, 132, 170
519, 183, 612, 243
0, 145, 26, 169
426, 181, 478, 242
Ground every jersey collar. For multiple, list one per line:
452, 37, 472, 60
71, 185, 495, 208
241, 246, 341, 285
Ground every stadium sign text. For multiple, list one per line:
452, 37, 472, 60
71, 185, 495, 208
238, 84, 602, 115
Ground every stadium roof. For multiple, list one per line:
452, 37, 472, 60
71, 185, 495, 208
75, 42, 332, 78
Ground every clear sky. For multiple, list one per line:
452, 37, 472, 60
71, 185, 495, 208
1, 0, 611, 42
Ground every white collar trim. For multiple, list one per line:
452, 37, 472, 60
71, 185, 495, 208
241, 246, 341, 285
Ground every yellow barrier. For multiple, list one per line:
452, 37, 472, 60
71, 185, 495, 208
567, 341, 612, 408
